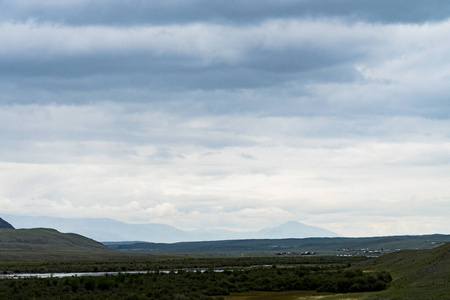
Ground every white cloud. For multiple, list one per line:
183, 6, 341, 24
1, 107, 449, 234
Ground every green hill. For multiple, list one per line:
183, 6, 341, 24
107, 234, 450, 254
358, 242, 450, 299
0, 228, 116, 261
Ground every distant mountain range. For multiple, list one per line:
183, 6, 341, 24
2, 215, 340, 243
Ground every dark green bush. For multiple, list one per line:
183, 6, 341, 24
0, 264, 391, 299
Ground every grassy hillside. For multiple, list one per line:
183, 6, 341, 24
357, 242, 450, 299
107, 234, 450, 254
0, 228, 116, 261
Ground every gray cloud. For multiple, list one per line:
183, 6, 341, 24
0, 19, 368, 107
0, 18, 388, 111
2, 0, 450, 26
1, 16, 449, 120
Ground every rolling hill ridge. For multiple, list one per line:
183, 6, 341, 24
0, 228, 115, 252
359, 242, 450, 299
0, 227, 117, 261
106, 234, 450, 254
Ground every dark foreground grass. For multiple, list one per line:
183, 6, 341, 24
0, 255, 367, 274
0, 255, 392, 299
0, 266, 391, 299
224, 290, 326, 299
225, 290, 387, 300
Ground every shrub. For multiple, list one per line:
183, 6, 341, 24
69, 279, 80, 292
372, 280, 386, 291
84, 278, 97, 291
98, 279, 111, 291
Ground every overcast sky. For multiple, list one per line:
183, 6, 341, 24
1, 0, 450, 236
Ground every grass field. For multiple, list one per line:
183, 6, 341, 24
355, 242, 450, 299
0, 228, 114, 253
225, 290, 385, 299
1, 228, 450, 299
108, 234, 450, 255
0, 244, 449, 299
225, 290, 326, 299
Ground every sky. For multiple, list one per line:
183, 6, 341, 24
1, 0, 450, 237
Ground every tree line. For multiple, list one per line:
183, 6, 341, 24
0, 266, 392, 299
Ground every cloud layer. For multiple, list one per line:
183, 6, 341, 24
1, 0, 449, 236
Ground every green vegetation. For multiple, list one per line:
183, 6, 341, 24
0, 255, 391, 299
355, 242, 450, 299
107, 234, 450, 254
0, 228, 115, 253
225, 290, 329, 299
0, 256, 366, 274
225, 290, 383, 300
0, 266, 391, 299
1, 228, 450, 299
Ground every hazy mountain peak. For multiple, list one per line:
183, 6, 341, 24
279, 221, 307, 227
258, 221, 340, 239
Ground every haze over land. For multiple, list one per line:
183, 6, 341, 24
0, 1, 450, 236
4, 215, 340, 243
